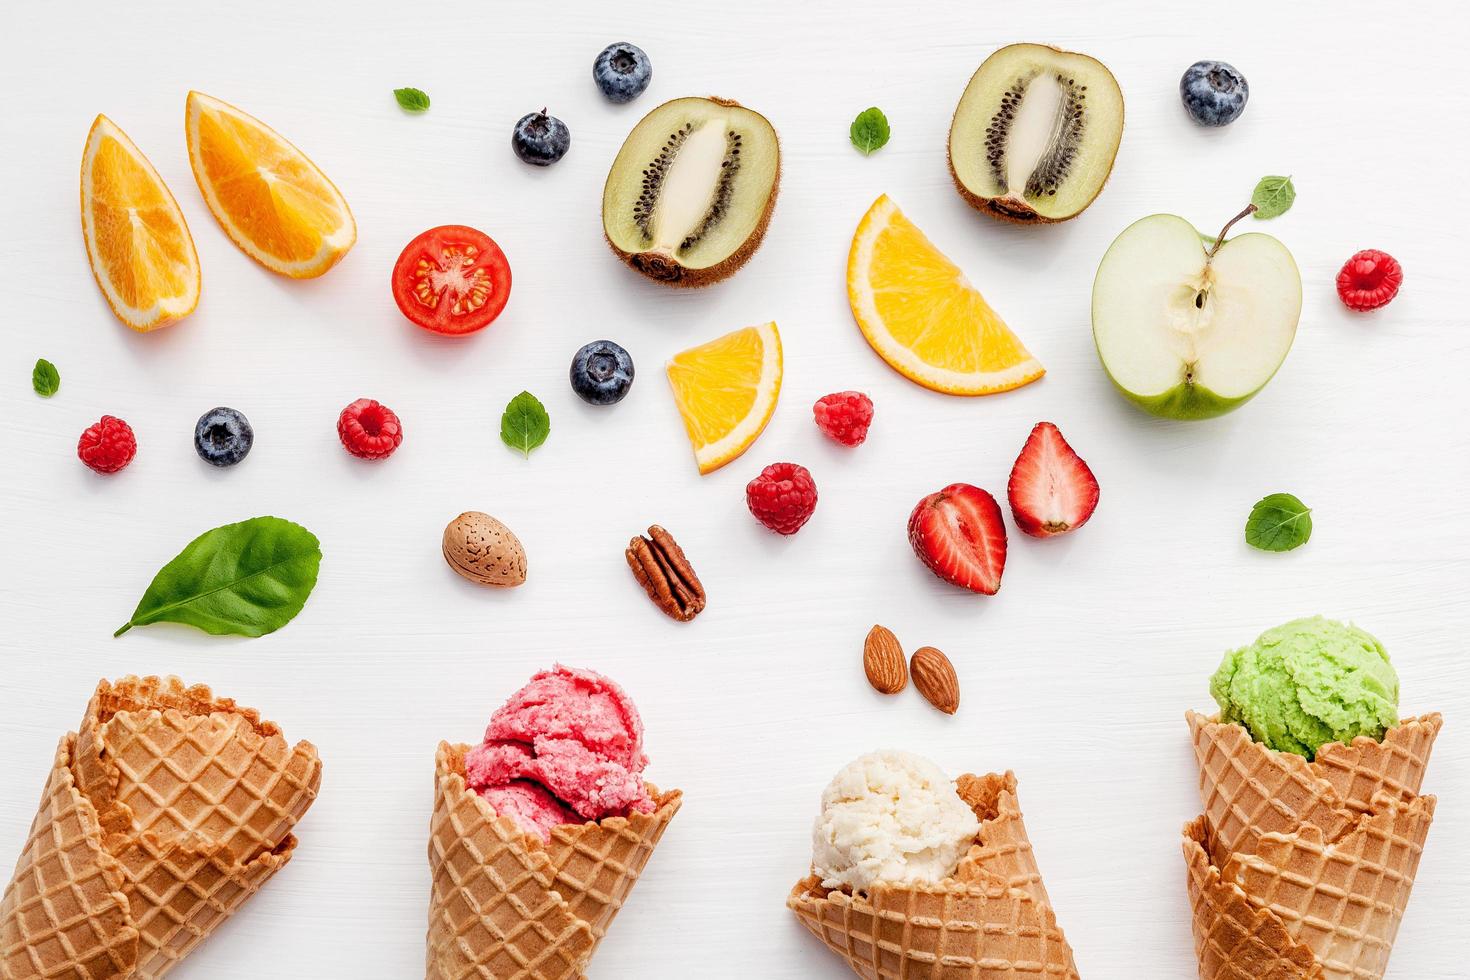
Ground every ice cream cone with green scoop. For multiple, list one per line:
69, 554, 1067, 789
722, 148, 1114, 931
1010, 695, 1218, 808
1182, 617, 1441, 980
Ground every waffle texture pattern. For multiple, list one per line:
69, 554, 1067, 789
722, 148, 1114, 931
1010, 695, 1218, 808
0, 676, 321, 979
426, 742, 681, 980
1182, 712, 1441, 980
788, 771, 1080, 979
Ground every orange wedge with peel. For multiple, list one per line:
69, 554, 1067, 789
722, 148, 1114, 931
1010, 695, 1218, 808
848, 194, 1044, 395
666, 322, 782, 474
80, 115, 200, 331
185, 91, 355, 278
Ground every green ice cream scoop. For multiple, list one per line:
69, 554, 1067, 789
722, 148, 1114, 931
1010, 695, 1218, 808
1210, 616, 1399, 760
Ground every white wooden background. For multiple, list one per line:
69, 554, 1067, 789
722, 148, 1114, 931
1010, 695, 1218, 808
2, 1, 1466, 976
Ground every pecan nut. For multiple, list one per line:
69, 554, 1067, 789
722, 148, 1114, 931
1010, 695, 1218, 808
625, 525, 706, 622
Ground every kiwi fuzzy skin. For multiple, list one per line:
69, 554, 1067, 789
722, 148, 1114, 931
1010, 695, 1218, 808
946, 44, 1124, 225
603, 95, 780, 288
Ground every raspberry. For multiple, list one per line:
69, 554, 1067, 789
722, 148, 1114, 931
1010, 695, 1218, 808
77, 415, 137, 473
813, 391, 874, 447
338, 398, 403, 459
1336, 249, 1403, 312
746, 462, 818, 535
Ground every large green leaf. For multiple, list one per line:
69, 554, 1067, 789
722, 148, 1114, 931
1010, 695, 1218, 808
115, 516, 322, 638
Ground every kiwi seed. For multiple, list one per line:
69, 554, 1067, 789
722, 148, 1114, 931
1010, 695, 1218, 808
985, 72, 1088, 200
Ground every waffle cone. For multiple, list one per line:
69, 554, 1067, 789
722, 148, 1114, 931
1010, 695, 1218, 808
788, 771, 1079, 979
1187, 712, 1440, 859
1183, 714, 1441, 980
426, 742, 681, 980
1, 676, 321, 979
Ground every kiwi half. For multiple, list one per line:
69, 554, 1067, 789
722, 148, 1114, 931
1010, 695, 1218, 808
603, 96, 779, 287
948, 43, 1123, 223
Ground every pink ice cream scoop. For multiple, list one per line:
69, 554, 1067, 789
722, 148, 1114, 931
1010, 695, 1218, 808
475, 781, 578, 842
465, 665, 656, 841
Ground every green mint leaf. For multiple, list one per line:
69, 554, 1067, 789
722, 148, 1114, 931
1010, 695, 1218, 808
32, 358, 59, 397
500, 391, 550, 458
1245, 493, 1313, 552
394, 87, 431, 112
1251, 175, 1296, 220
849, 107, 890, 156
115, 516, 322, 638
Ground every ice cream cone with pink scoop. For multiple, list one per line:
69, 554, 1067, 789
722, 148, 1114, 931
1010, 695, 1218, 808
426, 665, 681, 980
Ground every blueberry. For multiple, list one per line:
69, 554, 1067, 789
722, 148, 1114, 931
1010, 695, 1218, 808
194, 407, 253, 467
512, 110, 570, 166
593, 42, 652, 104
1180, 60, 1249, 127
570, 340, 635, 405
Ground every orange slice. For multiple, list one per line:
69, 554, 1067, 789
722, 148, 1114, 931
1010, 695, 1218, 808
80, 115, 200, 331
666, 322, 782, 474
848, 194, 1044, 395
185, 91, 355, 278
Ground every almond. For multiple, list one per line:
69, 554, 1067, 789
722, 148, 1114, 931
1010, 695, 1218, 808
910, 646, 959, 714
863, 625, 907, 694
442, 511, 527, 588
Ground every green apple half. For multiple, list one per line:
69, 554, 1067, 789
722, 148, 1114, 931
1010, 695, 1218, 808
1092, 212, 1301, 420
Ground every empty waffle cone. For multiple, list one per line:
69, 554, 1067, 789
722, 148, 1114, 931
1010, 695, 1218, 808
1183, 714, 1441, 980
0, 676, 321, 979
788, 771, 1079, 980
426, 742, 681, 980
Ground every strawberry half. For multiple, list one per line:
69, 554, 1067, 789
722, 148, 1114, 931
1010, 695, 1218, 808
907, 483, 1007, 594
1007, 422, 1099, 537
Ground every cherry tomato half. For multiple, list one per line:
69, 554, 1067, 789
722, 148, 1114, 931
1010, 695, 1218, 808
391, 225, 511, 335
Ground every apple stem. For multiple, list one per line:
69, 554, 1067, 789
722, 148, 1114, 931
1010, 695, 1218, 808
1209, 204, 1259, 258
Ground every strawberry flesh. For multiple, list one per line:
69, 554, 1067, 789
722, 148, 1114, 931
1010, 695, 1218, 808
907, 483, 1007, 594
1007, 421, 1099, 537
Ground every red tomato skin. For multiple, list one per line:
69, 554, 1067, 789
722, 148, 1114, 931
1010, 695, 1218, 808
391, 225, 511, 335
